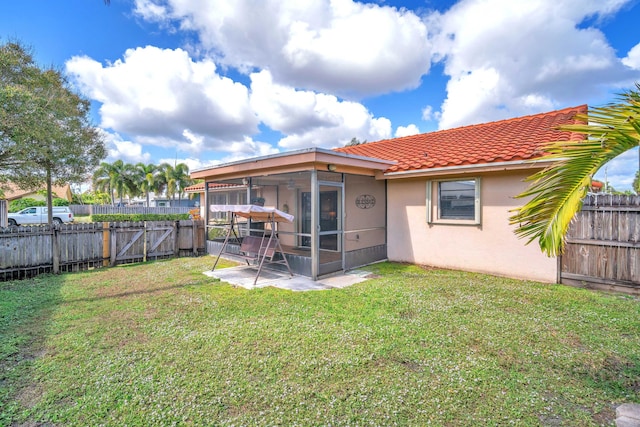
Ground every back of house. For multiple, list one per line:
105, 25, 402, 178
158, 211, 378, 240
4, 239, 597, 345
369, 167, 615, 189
337, 105, 587, 282
191, 105, 586, 282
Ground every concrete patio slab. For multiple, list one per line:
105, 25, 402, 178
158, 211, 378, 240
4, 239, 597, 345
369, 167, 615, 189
203, 266, 371, 291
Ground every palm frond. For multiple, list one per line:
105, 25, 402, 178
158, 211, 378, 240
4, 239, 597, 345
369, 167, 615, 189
511, 84, 640, 256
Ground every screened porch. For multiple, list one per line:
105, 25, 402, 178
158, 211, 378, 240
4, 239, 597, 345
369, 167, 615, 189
203, 169, 387, 280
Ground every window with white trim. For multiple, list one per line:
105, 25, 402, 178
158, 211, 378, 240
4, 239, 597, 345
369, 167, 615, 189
427, 178, 481, 225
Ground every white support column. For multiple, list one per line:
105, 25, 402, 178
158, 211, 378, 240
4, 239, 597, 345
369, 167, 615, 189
204, 182, 209, 227
311, 169, 319, 280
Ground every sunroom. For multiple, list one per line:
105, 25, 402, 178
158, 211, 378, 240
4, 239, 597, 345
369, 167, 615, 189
190, 148, 394, 280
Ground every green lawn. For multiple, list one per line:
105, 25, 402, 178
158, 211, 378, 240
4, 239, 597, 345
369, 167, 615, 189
1, 258, 638, 426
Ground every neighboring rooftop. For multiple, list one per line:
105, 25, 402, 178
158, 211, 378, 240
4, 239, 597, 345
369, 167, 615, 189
336, 105, 587, 173
1, 183, 72, 201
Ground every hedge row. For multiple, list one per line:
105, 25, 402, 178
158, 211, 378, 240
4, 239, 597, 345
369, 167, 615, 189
92, 213, 191, 222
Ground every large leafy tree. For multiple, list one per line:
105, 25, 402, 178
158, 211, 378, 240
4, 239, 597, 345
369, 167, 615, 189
1, 41, 106, 224
511, 84, 640, 256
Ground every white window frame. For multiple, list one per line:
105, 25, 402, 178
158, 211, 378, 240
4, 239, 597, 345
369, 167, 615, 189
426, 178, 481, 225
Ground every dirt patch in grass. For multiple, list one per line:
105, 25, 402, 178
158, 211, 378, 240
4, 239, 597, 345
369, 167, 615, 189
16, 383, 44, 409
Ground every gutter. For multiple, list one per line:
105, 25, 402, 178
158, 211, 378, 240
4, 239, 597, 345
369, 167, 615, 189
191, 147, 395, 174
382, 158, 557, 179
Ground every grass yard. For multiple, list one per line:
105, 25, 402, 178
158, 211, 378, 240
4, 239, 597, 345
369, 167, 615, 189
1, 257, 639, 426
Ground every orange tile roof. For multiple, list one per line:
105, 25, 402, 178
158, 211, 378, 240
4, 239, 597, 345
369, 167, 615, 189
336, 105, 587, 173
184, 182, 245, 192
185, 183, 205, 193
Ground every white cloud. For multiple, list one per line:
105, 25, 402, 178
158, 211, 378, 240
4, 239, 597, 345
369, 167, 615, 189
222, 137, 281, 160
62, 0, 639, 185
250, 70, 392, 149
66, 46, 259, 154
134, 0, 432, 97
165, 138, 280, 170
158, 157, 215, 173
395, 124, 420, 137
594, 147, 639, 191
102, 131, 152, 164
429, 0, 636, 129
622, 42, 640, 70
421, 105, 435, 121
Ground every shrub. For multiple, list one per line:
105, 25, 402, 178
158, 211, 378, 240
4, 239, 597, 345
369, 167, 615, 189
9, 198, 45, 212
208, 226, 227, 240
9, 198, 70, 212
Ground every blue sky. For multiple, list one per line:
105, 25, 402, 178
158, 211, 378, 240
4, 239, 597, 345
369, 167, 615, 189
1, 0, 640, 190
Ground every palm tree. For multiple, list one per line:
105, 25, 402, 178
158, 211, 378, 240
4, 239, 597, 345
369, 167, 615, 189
157, 163, 174, 201
511, 83, 640, 256
173, 163, 192, 203
93, 160, 138, 205
92, 161, 117, 204
114, 161, 139, 204
135, 162, 159, 207
159, 162, 192, 204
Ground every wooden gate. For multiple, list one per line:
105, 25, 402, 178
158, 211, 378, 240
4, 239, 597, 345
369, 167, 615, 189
110, 221, 176, 265
561, 194, 640, 294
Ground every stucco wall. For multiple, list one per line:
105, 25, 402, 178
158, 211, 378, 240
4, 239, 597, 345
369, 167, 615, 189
386, 171, 558, 283
272, 184, 298, 247
344, 175, 386, 252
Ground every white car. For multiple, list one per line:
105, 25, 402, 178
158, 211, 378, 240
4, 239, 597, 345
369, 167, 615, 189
7, 206, 74, 226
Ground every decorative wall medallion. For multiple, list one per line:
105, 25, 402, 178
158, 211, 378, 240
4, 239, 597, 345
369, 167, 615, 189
355, 194, 376, 209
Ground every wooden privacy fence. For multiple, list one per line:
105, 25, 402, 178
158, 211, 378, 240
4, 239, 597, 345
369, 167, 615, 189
0, 220, 205, 281
70, 205, 193, 216
561, 194, 640, 294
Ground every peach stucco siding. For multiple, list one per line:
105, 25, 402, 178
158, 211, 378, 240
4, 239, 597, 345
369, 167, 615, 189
386, 171, 558, 283
344, 175, 386, 251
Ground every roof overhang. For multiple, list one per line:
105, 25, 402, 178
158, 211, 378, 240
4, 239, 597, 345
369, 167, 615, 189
191, 148, 395, 181
382, 158, 557, 179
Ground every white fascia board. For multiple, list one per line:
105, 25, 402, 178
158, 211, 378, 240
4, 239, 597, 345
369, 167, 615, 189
383, 158, 557, 179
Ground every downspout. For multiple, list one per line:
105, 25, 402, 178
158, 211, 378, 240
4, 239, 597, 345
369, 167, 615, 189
384, 178, 388, 259
341, 173, 345, 273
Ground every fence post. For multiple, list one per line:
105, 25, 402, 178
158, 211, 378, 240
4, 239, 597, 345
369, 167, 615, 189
102, 222, 110, 267
109, 223, 117, 266
174, 221, 179, 257
52, 224, 60, 274
192, 220, 198, 255
143, 221, 148, 263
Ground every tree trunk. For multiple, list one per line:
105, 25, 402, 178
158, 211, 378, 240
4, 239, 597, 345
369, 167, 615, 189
46, 168, 53, 225
47, 167, 60, 274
